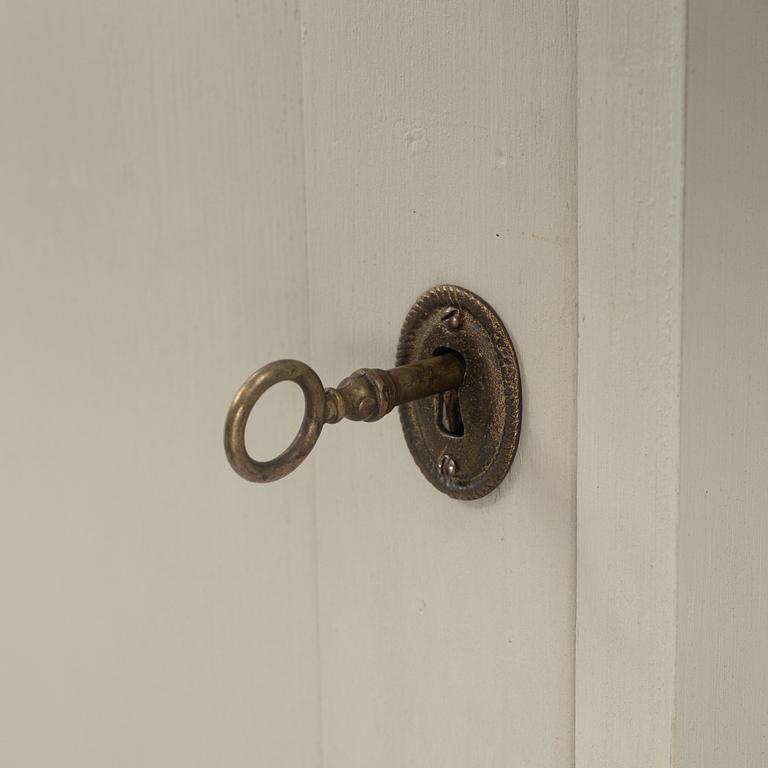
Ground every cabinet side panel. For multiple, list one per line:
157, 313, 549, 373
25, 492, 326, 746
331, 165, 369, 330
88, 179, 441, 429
676, 2, 768, 765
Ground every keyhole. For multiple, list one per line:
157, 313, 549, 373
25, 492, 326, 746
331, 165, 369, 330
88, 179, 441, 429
438, 388, 464, 436
432, 348, 465, 437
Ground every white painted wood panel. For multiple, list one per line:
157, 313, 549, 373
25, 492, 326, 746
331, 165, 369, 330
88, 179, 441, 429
8, 2, 766, 765
676, 2, 768, 764
300, 3, 577, 766
576, 1, 686, 765
0, 2, 319, 766
578, 2, 768, 766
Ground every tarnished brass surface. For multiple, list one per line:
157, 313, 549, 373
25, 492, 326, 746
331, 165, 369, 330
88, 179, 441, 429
397, 285, 522, 500
225, 353, 464, 483
224, 284, 520, 498
224, 359, 326, 483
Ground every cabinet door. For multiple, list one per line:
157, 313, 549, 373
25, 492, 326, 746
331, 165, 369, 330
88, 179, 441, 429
301, 3, 577, 766
0, 3, 318, 766
1, 3, 577, 767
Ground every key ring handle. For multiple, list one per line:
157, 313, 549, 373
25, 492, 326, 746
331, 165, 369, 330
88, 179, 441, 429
224, 359, 326, 483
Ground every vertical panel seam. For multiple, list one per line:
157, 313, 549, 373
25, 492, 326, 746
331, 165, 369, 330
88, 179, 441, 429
294, 1, 325, 765
670, 1, 690, 765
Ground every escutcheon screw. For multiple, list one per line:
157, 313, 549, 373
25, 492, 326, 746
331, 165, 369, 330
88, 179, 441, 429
441, 306, 463, 330
439, 454, 458, 479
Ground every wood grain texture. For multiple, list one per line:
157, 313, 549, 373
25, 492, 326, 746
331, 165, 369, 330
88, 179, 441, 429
299, 2, 577, 766
576, 1, 686, 766
675, 2, 768, 764
0, 2, 319, 766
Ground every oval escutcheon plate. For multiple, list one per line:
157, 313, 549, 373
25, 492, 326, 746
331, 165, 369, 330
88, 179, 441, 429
397, 285, 522, 500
